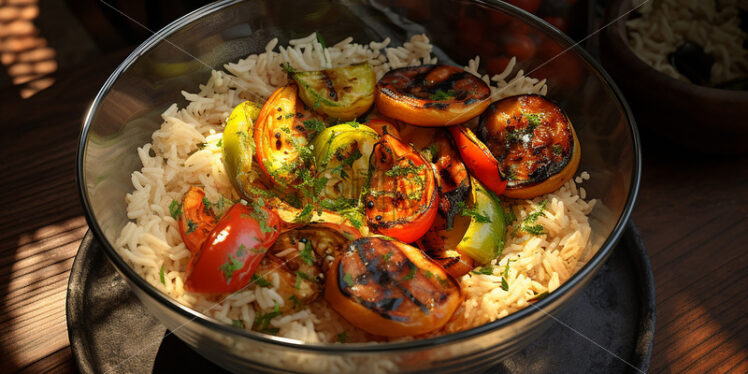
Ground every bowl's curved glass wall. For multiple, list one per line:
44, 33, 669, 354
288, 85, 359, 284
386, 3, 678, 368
79, 0, 639, 372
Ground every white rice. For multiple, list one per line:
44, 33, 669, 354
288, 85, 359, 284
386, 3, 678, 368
626, 0, 747, 84
115, 33, 596, 370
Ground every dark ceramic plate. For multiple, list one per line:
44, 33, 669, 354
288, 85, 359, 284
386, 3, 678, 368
66, 222, 654, 374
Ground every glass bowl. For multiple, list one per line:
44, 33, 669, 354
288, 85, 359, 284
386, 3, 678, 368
76, 0, 641, 372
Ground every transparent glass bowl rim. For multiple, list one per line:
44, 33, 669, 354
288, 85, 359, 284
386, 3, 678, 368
76, 0, 642, 354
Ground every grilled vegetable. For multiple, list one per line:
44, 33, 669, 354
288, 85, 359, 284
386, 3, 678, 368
222, 100, 263, 199
401, 126, 471, 228
291, 62, 376, 121
311, 122, 380, 201
375, 65, 491, 126
365, 118, 402, 138
449, 125, 508, 195
325, 237, 462, 337
184, 203, 281, 293
254, 85, 320, 187
364, 134, 438, 243
178, 186, 218, 253
477, 94, 580, 199
418, 177, 506, 274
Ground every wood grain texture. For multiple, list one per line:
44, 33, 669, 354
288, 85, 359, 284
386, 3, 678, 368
0, 48, 746, 373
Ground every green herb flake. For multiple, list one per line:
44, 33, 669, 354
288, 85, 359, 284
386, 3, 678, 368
185, 219, 198, 234
524, 113, 543, 128
251, 273, 273, 288
219, 257, 243, 281
529, 291, 550, 303
316, 31, 327, 49
429, 89, 457, 101
504, 209, 517, 225
232, 320, 244, 328
336, 331, 348, 343
159, 264, 166, 285
294, 204, 315, 223
472, 265, 494, 276
169, 200, 182, 219
216, 138, 223, 147
343, 273, 355, 287
552, 144, 563, 155
254, 301, 282, 333
500, 260, 514, 291
424, 270, 434, 279
381, 251, 393, 263
300, 240, 315, 265
289, 295, 300, 309
402, 264, 417, 281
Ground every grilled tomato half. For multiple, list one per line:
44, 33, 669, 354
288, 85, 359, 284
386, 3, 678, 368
364, 134, 438, 243
375, 65, 491, 126
477, 94, 580, 199
325, 237, 462, 337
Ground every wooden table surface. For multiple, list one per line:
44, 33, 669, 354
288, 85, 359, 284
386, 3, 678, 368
0, 49, 746, 374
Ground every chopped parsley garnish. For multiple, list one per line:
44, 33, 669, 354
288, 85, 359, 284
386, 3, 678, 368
424, 270, 434, 279
425, 144, 438, 160
219, 257, 243, 281
385, 164, 425, 177
303, 118, 327, 132
289, 295, 300, 310
169, 200, 182, 219
472, 265, 494, 275
529, 291, 550, 303
381, 251, 393, 263
316, 31, 327, 49
524, 113, 543, 128
500, 260, 515, 291
232, 320, 244, 328
429, 89, 457, 101
402, 264, 417, 281
454, 200, 491, 223
251, 273, 273, 288
300, 240, 315, 265
343, 273, 355, 287
552, 144, 563, 155
294, 271, 312, 289
216, 138, 222, 147
514, 200, 548, 236
185, 219, 198, 234
331, 148, 362, 179
254, 301, 281, 333
284, 113, 296, 119
336, 331, 348, 343
159, 264, 166, 285
294, 204, 315, 223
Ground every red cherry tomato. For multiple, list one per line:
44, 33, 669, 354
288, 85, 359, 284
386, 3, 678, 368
485, 56, 513, 76
505, 0, 542, 14
448, 125, 507, 196
184, 203, 281, 293
504, 34, 537, 60
364, 134, 438, 243
543, 16, 568, 32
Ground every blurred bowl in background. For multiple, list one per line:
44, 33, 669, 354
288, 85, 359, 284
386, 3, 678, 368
601, 0, 748, 154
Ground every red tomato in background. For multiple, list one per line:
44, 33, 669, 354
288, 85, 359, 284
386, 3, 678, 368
184, 203, 281, 294
504, 0, 542, 14
504, 33, 537, 60
543, 16, 568, 32
486, 56, 512, 76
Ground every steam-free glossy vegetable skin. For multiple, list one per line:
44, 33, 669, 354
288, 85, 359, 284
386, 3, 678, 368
292, 63, 376, 121
449, 125, 508, 196
222, 100, 263, 199
477, 94, 580, 199
184, 203, 281, 293
364, 134, 438, 243
311, 123, 380, 200
418, 177, 506, 273
325, 237, 462, 337
179, 186, 217, 254
375, 65, 491, 126
254, 85, 319, 187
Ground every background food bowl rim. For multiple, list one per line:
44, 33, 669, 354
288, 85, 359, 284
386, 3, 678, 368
76, 0, 642, 353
